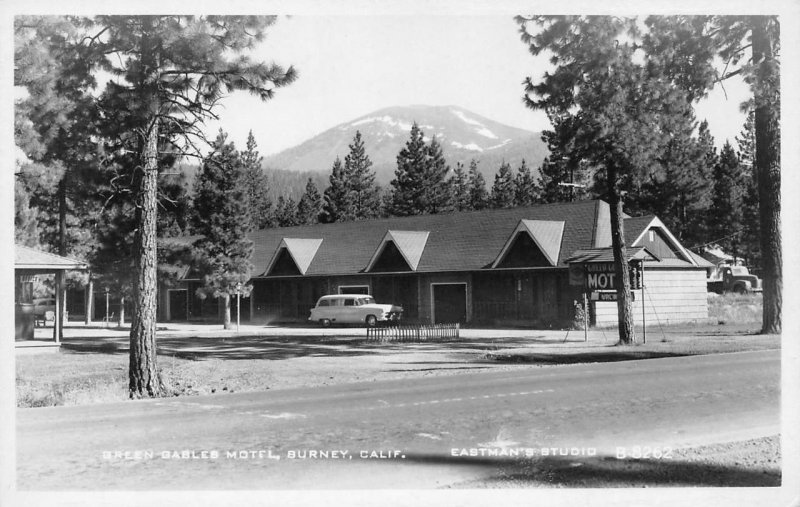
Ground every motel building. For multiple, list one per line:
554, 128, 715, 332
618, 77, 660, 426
164, 200, 711, 329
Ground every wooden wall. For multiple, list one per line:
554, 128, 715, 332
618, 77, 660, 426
593, 268, 708, 326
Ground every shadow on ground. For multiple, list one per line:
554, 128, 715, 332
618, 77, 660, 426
479, 350, 693, 364
396, 454, 781, 488
59, 334, 573, 361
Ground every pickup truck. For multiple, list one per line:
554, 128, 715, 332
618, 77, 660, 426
708, 266, 762, 294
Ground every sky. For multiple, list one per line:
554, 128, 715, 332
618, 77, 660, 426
204, 15, 752, 157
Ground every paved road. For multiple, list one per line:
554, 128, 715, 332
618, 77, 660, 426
16, 350, 779, 489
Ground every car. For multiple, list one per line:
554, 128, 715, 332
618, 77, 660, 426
32, 298, 56, 319
309, 294, 403, 327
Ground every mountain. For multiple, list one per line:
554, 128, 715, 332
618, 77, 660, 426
262, 105, 549, 185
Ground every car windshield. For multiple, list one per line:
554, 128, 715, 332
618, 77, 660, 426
359, 297, 376, 305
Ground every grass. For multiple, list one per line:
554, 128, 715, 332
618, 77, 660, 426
707, 292, 763, 325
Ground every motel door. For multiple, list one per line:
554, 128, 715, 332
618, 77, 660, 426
168, 290, 188, 321
433, 284, 467, 324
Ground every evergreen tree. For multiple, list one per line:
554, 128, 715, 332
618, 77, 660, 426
424, 135, 451, 214
344, 131, 382, 220
275, 195, 300, 227
240, 130, 273, 230
735, 111, 760, 267
490, 161, 516, 208
518, 15, 695, 344
447, 161, 470, 211
643, 15, 781, 333
72, 15, 295, 396
321, 157, 348, 223
709, 141, 747, 262
15, 16, 105, 337
297, 178, 323, 225
637, 117, 715, 245
467, 159, 489, 210
191, 131, 253, 331
514, 159, 539, 206
537, 112, 588, 203
387, 122, 429, 216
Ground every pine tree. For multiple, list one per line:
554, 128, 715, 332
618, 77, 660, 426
240, 130, 273, 230
275, 195, 300, 227
297, 178, 323, 225
736, 111, 760, 268
343, 131, 382, 220
387, 122, 429, 216
448, 161, 470, 211
424, 135, 451, 214
514, 159, 539, 206
637, 117, 715, 245
321, 157, 348, 223
490, 161, 516, 208
191, 131, 254, 331
518, 15, 696, 344
537, 112, 588, 203
643, 15, 780, 333
467, 159, 488, 210
73, 16, 295, 397
709, 141, 747, 262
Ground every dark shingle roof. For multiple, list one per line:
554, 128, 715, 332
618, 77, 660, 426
623, 215, 657, 246
249, 200, 609, 277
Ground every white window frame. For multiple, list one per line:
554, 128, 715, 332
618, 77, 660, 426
338, 285, 370, 295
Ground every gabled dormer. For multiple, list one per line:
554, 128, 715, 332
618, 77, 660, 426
492, 219, 565, 268
365, 230, 430, 272
629, 217, 696, 266
265, 238, 323, 276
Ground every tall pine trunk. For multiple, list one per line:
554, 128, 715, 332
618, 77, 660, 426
129, 117, 165, 398
118, 296, 126, 328
608, 164, 636, 345
752, 17, 781, 334
56, 178, 67, 341
223, 294, 232, 330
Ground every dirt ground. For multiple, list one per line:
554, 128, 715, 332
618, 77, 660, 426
17, 319, 779, 407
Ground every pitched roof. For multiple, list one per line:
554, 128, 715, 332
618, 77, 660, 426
250, 200, 607, 276
264, 238, 323, 275
366, 230, 430, 271
493, 220, 565, 267
15, 245, 88, 270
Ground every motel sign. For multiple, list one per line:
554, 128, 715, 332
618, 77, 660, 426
584, 262, 642, 291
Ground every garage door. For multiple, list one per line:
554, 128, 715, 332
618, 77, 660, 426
433, 284, 467, 324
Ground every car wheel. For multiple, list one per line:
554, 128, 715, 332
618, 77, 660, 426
365, 315, 377, 327
320, 319, 331, 328
735, 285, 748, 295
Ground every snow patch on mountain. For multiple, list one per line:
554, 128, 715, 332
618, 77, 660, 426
350, 115, 414, 131
450, 140, 483, 152
450, 108, 498, 139
486, 139, 512, 150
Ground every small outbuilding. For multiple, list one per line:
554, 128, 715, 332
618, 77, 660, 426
14, 245, 88, 347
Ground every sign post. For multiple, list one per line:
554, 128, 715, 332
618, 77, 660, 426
641, 260, 646, 344
583, 291, 588, 342
236, 282, 242, 333
104, 288, 110, 328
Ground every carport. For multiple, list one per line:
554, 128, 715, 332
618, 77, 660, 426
15, 245, 88, 347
